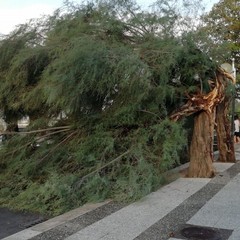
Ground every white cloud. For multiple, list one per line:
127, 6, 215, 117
0, 4, 57, 34
0, 0, 219, 35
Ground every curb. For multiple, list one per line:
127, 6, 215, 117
2, 200, 111, 240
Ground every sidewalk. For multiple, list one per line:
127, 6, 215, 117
3, 145, 240, 240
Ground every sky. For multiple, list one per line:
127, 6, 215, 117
0, 0, 220, 35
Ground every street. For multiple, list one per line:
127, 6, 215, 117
0, 208, 46, 239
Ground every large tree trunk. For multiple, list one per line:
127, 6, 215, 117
170, 68, 235, 177
215, 96, 235, 162
188, 111, 215, 177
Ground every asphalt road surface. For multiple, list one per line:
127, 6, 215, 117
0, 208, 46, 239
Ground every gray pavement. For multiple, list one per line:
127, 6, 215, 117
2, 144, 240, 240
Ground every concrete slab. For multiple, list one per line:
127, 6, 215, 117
1, 229, 40, 240
188, 173, 240, 230
214, 162, 234, 173
168, 238, 184, 240
229, 227, 240, 240
1, 200, 111, 240
31, 200, 111, 232
65, 178, 210, 240
29, 202, 125, 240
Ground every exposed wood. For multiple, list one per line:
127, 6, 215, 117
169, 68, 235, 177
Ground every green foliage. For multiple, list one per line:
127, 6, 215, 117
112, 157, 162, 201
0, 0, 217, 216
42, 37, 150, 117
152, 119, 187, 169
0, 118, 187, 215
201, 0, 240, 70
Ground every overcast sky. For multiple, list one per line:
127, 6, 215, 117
0, 0, 220, 35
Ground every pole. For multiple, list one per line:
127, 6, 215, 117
231, 58, 236, 140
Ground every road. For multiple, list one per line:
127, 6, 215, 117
0, 208, 46, 239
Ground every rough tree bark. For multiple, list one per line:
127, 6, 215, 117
215, 96, 235, 162
170, 68, 235, 177
188, 111, 216, 177
215, 74, 236, 162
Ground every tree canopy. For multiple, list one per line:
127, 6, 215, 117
200, 0, 239, 71
0, 0, 237, 216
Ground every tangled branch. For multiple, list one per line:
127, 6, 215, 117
169, 67, 234, 122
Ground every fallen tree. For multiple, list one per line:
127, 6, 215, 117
170, 67, 235, 177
